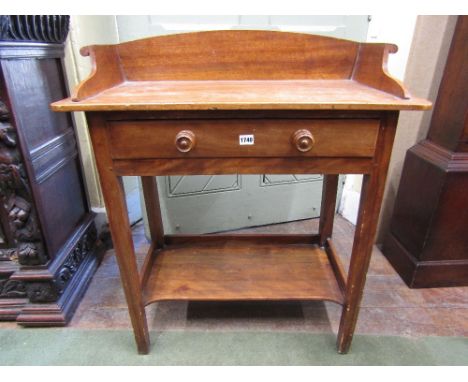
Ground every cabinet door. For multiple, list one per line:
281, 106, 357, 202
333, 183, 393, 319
116, 15, 369, 234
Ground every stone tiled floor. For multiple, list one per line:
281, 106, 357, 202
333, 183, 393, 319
3, 216, 467, 337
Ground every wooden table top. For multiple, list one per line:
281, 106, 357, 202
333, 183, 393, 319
51, 79, 431, 112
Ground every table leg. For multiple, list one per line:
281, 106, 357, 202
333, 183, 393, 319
336, 174, 376, 353
319, 174, 339, 246
141, 176, 165, 248
336, 112, 398, 353
87, 114, 150, 354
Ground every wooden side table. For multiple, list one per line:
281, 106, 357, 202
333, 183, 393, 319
51, 31, 430, 354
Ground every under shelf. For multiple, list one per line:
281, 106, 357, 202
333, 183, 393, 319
142, 239, 345, 306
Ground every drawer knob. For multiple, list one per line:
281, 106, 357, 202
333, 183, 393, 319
175, 130, 196, 153
292, 129, 314, 152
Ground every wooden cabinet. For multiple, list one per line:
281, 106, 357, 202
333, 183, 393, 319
0, 16, 99, 325
383, 16, 468, 287
52, 30, 429, 354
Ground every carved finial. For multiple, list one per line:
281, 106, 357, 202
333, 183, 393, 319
0, 15, 70, 44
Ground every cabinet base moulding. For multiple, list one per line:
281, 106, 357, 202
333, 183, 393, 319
384, 231, 468, 288
0, 217, 103, 326
16, 252, 100, 326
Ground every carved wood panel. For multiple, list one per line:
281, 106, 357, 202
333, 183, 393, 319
0, 16, 100, 325
0, 99, 47, 265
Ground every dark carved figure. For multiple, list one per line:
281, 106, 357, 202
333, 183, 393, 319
26, 282, 59, 303
57, 225, 97, 292
0, 278, 27, 298
0, 101, 46, 265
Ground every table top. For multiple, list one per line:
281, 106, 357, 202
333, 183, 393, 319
51, 79, 431, 112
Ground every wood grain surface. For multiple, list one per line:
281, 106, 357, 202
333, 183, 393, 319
50, 30, 431, 112
71, 45, 124, 101
108, 118, 380, 159
53, 80, 430, 111
112, 157, 375, 176
116, 30, 359, 81
143, 241, 344, 305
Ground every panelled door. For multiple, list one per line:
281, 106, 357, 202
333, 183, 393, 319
116, 15, 370, 234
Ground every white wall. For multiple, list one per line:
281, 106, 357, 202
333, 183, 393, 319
338, 14, 417, 225
63, 16, 119, 227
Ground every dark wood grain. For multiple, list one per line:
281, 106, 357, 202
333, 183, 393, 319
383, 16, 468, 288
426, 16, 468, 152
0, 36, 98, 327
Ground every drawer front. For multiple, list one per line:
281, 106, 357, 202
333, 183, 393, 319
108, 119, 379, 159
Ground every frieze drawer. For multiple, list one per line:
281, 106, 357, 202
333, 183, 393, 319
107, 119, 380, 159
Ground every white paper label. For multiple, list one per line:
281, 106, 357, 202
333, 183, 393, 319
239, 134, 254, 145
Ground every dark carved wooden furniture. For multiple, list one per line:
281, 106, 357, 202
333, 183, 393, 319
52, 30, 430, 354
0, 15, 99, 325
383, 16, 468, 288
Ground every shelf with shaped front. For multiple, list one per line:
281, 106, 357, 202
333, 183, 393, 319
140, 235, 346, 306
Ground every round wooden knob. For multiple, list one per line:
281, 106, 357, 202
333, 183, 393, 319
175, 130, 196, 153
292, 129, 314, 152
